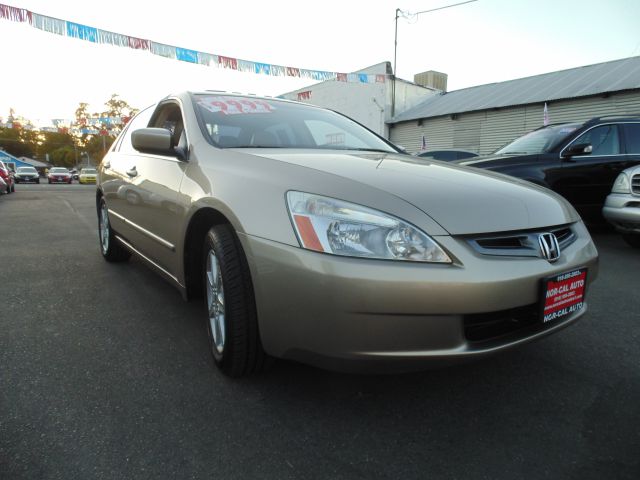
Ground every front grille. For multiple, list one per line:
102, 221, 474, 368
632, 174, 640, 195
464, 303, 540, 343
467, 225, 576, 258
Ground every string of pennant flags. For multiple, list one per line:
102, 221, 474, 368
0, 3, 388, 85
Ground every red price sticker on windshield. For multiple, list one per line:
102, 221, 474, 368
198, 97, 275, 115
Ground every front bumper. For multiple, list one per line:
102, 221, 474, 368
79, 177, 96, 184
239, 224, 598, 372
603, 193, 640, 233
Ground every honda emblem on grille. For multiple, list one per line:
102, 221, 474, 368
538, 233, 561, 262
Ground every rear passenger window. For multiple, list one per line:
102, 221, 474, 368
622, 124, 640, 153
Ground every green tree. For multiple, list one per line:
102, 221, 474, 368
75, 102, 90, 126
38, 131, 77, 165
84, 134, 116, 164
49, 146, 76, 168
0, 127, 37, 158
105, 94, 132, 118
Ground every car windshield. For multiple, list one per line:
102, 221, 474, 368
81, 169, 97, 174
495, 124, 581, 155
50, 168, 68, 173
193, 94, 398, 153
18, 167, 37, 173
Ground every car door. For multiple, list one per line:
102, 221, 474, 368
556, 124, 626, 221
115, 100, 189, 277
620, 122, 640, 169
101, 105, 156, 246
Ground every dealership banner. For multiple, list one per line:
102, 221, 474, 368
0, 2, 387, 85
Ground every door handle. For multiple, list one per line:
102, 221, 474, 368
126, 167, 138, 177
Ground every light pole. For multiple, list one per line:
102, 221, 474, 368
392, 0, 478, 117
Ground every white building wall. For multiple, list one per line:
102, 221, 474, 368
282, 80, 388, 135
390, 90, 640, 154
280, 62, 438, 138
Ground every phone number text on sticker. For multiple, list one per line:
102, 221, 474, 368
198, 97, 275, 115
542, 268, 587, 323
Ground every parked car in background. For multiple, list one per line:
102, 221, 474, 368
48, 167, 72, 184
14, 166, 40, 184
603, 165, 640, 248
0, 176, 8, 194
70, 168, 79, 180
78, 167, 97, 184
0, 160, 15, 193
416, 149, 479, 161
456, 116, 640, 225
96, 91, 598, 377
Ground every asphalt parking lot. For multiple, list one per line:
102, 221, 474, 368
1, 184, 639, 480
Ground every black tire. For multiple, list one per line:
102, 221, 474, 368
98, 198, 131, 262
202, 224, 269, 377
622, 233, 640, 249
36, 179, 40, 184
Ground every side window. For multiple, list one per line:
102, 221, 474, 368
622, 124, 640, 154
435, 151, 456, 161
573, 125, 620, 156
149, 102, 186, 150
117, 105, 156, 154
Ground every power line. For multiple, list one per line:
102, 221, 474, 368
412, 0, 479, 17
392, 0, 479, 116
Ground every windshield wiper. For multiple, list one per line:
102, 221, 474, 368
229, 145, 289, 148
334, 147, 395, 153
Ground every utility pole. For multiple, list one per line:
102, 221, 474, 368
392, 8, 400, 118
392, 1, 478, 117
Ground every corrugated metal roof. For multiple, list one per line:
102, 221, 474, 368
391, 56, 640, 123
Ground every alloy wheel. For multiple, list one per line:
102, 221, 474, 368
206, 249, 226, 355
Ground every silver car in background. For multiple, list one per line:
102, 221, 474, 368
603, 165, 640, 248
96, 91, 598, 377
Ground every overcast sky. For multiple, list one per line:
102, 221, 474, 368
2, 0, 639, 124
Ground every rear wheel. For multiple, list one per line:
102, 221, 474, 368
622, 233, 640, 249
98, 198, 131, 262
203, 224, 269, 377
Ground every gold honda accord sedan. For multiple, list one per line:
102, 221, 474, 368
96, 92, 598, 376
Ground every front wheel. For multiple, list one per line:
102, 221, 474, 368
203, 224, 269, 377
622, 233, 640, 249
98, 198, 131, 262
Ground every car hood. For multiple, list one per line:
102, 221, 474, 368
242, 150, 578, 235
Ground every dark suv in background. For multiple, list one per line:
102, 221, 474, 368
457, 116, 640, 224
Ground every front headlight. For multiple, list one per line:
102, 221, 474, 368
286, 191, 451, 263
611, 172, 630, 194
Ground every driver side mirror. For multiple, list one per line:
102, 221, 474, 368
131, 128, 188, 160
562, 143, 592, 158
